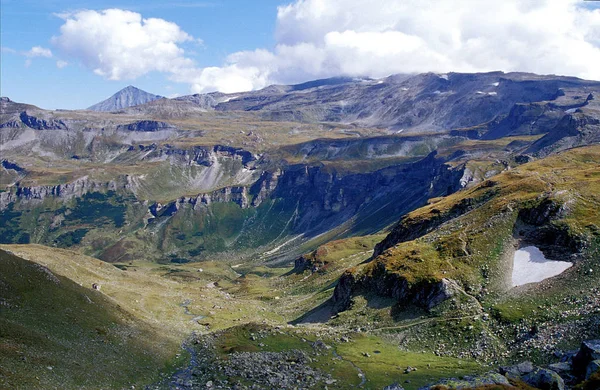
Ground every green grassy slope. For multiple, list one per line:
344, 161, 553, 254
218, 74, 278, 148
0, 249, 179, 389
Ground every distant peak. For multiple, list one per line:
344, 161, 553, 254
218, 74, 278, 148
87, 85, 162, 112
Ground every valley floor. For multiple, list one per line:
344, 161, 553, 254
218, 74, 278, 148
2, 238, 599, 389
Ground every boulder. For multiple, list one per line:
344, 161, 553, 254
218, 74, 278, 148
383, 383, 405, 390
547, 362, 571, 374
418, 372, 510, 389
521, 367, 565, 390
500, 361, 535, 379
586, 360, 600, 380
573, 340, 600, 378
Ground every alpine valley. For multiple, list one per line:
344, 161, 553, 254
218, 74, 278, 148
1, 71, 600, 390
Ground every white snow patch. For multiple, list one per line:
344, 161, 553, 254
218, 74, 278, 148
438, 74, 449, 80
511, 246, 572, 287
565, 108, 578, 114
400, 87, 409, 91
491, 82, 500, 87
488, 91, 497, 96
220, 95, 239, 103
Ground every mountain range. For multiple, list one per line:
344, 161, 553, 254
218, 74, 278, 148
1, 71, 600, 389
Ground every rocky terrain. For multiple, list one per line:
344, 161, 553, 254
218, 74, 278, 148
1, 71, 600, 389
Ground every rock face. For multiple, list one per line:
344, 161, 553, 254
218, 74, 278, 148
0, 176, 120, 210
87, 86, 162, 112
116, 120, 176, 132
332, 257, 461, 312
19, 111, 67, 130
527, 112, 600, 156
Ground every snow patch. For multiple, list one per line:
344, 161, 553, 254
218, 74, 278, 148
438, 74, 449, 80
491, 82, 500, 87
476, 91, 497, 96
512, 246, 572, 287
220, 95, 239, 103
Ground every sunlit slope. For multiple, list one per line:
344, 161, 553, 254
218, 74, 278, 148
0, 248, 178, 389
335, 145, 600, 313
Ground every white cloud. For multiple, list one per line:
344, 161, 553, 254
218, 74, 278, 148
44, 2, 600, 94
24, 46, 53, 58
56, 60, 68, 69
1, 46, 17, 54
51, 9, 196, 80
186, 0, 600, 92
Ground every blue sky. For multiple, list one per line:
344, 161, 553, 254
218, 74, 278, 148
1, 0, 287, 109
2, 0, 600, 110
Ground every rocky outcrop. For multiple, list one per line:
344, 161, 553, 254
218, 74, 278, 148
249, 169, 282, 207
19, 111, 67, 130
293, 250, 328, 273
0, 119, 21, 128
174, 93, 219, 109
1, 160, 25, 172
148, 186, 251, 219
116, 120, 176, 132
483, 102, 564, 140
332, 258, 460, 313
527, 112, 600, 156
0, 177, 120, 210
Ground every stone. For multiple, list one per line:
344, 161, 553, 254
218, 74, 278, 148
573, 340, 600, 377
548, 362, 571, 373
383, 383, 405, 390
500, 361, 534, 379
586, 360, 600, 380
522, 367, 565, 390
419, 372, 510, 389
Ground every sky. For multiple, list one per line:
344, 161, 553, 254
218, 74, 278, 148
1, 0, 600, 110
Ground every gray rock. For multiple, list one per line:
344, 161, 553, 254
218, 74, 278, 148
383, 383, 405, 390
522, 367, 565, 390
419, 372, 510, 389
500, 361, 535, 379
573, 340, 600, 377
548, 362, 571, 374
586, 359, 600, 380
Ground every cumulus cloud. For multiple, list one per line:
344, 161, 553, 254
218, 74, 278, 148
24, 46, 53, 58
45, 2, 600, 93
51, 9, 196, 80
187, 0, 600, 92
56, 60, 68, 69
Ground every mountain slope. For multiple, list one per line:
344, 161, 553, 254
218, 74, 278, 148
332, 145, 600, 324
0, 248, 177, 389
87, 85, 162, 112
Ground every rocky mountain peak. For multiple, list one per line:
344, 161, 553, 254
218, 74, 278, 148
87, 86, 162, 112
